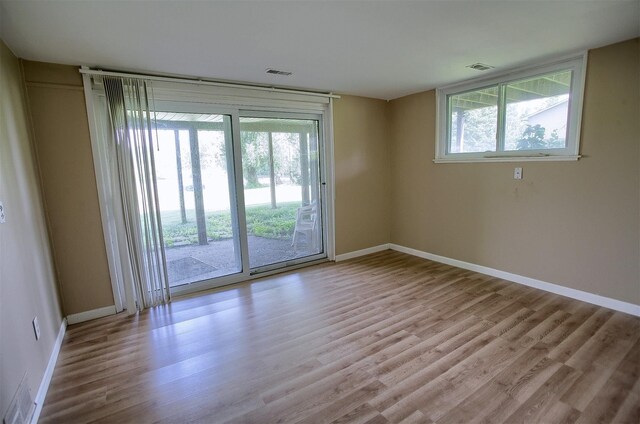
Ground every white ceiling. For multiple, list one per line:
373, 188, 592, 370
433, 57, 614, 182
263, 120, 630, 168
1, 0, 638, 100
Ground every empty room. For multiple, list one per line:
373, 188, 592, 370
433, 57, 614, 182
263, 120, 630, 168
1, 1, 639, 423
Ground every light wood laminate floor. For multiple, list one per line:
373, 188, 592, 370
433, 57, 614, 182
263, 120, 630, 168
40, 251, 640, 423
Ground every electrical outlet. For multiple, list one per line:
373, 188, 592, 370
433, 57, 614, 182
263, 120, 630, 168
514, 167, 523, 180
32, 317, 41, 341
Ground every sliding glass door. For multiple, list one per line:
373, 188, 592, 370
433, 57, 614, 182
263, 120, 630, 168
239, 115, 324, 271
150, 106, 326, 290
153, 111, 243, 287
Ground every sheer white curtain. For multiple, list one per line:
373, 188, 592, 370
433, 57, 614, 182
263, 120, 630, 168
102, 77, 170, 312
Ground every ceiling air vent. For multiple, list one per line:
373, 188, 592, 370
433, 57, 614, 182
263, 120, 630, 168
466, 63, 494, 71
266, 68, 293, 76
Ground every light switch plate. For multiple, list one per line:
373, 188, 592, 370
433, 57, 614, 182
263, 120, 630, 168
33, 317, 41, 341
514, 167, 523, 180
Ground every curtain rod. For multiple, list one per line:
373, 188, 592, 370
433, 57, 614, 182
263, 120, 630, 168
79, 67, 340, 99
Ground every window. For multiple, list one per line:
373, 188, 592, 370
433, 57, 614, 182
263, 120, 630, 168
436, 56, 586, 162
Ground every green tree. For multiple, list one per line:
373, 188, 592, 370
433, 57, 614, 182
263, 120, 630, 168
517, 124, 547, 150
213, 131, 269, 188
240, 131, 270, 188
272, 132, 301, 184
214, 130, 306, 188
547, 129, 563, 148
452, 106, 498, 152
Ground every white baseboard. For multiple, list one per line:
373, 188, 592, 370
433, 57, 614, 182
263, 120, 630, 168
66, 305, 117, 325
389, 243, 640, 317
335, 244, 390, 262
30, 318, 66, 424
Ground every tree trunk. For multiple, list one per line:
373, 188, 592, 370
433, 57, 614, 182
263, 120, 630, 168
174, 130, 187, 224
268, 132, 276, 209
189, 127, 208, 245
299, 132, 310, 205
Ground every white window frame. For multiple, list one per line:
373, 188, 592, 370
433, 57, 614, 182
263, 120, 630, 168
435, 54, 587, 163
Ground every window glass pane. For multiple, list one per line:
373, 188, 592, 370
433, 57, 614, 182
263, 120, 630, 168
153, 113, 242, 287
504, 70, 571, 151
448, 86, 498, 153
239, 117, 323, 270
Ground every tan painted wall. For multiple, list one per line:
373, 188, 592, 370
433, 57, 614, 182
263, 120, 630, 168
23, 61, 114, 315
333, 95, 391, 255
389, 38, 640, 304
0, 40, 62, 417
12, 38, 637, 320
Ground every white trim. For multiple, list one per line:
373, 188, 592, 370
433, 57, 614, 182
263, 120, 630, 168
30, 319, 66, 424
433, 155, 581, 163
230, 110, 251, 282
66, 305, 117, 325
80, 67, 340, 99
389, 244, 640, 317
325, 98, 336, 261
335, 244, 391, 262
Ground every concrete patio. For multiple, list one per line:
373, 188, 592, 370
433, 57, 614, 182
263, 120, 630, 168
165, 235, 319, 287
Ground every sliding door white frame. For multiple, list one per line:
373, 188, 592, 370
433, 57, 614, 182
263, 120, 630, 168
149, 100, 251, 294
239, 110, 328, 275
230, 111, 252, 279
84, 71, 336, 303
326, 98, 336, 261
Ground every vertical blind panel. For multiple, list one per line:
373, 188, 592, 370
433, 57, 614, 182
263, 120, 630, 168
103, 77, 170, 311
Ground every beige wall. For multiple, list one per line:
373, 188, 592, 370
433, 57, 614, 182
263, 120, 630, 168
10, 38, 637, 323
23, 61, 114, 315
333, 95, 391, 255
0, 41, 62, 417
389, 38, 640, 304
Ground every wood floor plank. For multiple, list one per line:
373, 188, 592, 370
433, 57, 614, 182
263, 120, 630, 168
377, 318, 492, 387
565, 312, 640, 371
436, 383, 510, 424
38, 251, 640, 423
610, 378, 640, 424
414, 338, 536, 421
535, 400, 581, 424
501, 365, 581, 423
331, 402, 387, 424
574, 335, 640, 424
562, 362, 621, 411
293, 381, 387, 424
547, 308, 615, 363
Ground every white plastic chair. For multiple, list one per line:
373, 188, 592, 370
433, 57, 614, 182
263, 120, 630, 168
292, 201, 318, 251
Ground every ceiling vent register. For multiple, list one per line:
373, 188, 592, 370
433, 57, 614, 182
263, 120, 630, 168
266, 69, 293, 76
466, 63, 494, 71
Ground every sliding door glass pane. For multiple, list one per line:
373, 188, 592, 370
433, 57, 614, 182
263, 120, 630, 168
448, 86, 498, 153
239, 117, 323, 269
153, 113, 241, 286
504, 70, 571, 151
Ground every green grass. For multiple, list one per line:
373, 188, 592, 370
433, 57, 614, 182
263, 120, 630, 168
160, 202, 298, 247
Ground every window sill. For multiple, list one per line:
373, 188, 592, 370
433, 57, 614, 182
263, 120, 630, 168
433, 155, 581, 164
